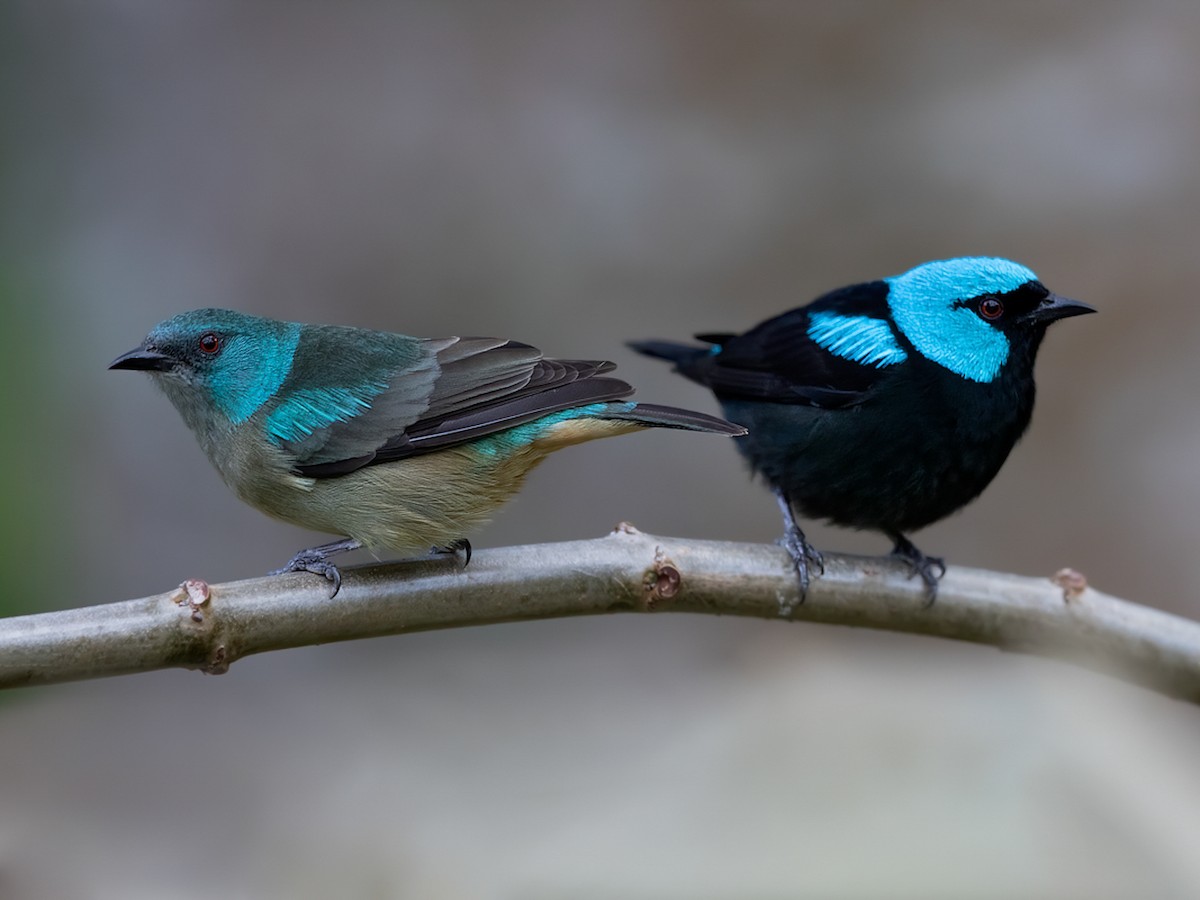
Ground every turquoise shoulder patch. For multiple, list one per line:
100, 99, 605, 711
807, 312, 907, 368
265, 380, 391, 444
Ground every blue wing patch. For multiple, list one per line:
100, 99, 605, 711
265, 381, 391, 445
807, 312, 907, 368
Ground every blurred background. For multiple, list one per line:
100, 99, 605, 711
3, 1, 1200, 896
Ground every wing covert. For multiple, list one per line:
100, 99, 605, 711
693, 280, 903, 408
274, 328, 633, 478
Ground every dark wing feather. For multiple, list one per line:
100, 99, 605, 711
683, 281, 896, 408
384, 375, 633, 456
287, 332, 632, 478
421, 338, 616, 421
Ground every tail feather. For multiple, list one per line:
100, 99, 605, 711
627, 339, 708, 367
598, 402, 746, 436
627, 339, 717, 389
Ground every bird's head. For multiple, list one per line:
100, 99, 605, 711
885, 257, 1095, 383
110, 309, 301, 431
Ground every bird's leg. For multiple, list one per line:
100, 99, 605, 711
270, 536, 363, 598
430, 538, 472, 567
773, 489, 823, 600
888, 533, 946, 607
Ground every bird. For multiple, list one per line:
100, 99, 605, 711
630, 256, 1095, 603
110, 309, 745, 594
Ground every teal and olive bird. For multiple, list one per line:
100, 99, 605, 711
631, 257, 1095, 602
111, 310, 745, 593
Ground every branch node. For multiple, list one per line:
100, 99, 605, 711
202, 644, 230, 676
1052, 568, 1089, 604
642, 545, 681, 610
172, 579, 212, 624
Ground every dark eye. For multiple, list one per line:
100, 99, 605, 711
198, 332, 221, 354
978, 297, 1004, 321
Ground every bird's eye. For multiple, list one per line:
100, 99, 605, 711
198, 332, 221, 354
978, 298, 1004, 321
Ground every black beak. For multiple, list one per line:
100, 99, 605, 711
109, 347, 175, 372
1025, 292, 1097, 324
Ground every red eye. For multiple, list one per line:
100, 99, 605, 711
198, 332, 221, 354
978, 298, 1004, 320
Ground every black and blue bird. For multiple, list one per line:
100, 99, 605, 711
110, 310, 744, 593
631, 257, 1094, 601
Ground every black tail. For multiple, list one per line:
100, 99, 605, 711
627, 339, 709, 368
598, 402, 745, 436
628, 338, 721, 390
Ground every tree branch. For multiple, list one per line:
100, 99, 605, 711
3, 526, 1198, 702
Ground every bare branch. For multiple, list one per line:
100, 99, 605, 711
3, 527, 1198, 702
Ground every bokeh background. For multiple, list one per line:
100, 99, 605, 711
3, 2, 1200, 897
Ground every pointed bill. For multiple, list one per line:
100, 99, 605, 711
1024, 293, 1097, 324
109, 347, 175, 371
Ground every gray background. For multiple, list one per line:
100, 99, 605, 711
2, 3, 1199, 897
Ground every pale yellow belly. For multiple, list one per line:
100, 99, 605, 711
235, 417, 644, 552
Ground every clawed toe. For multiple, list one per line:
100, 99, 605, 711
778, 529, 823, 600
431, 538, 472, 567
889, 534, 945, 607
773, 489, 823, 601
271, 554, 344, 597
308, 561, 343, 597
805, 543, 825, 576
269, 537, 362, 598
269, 550, 322, 577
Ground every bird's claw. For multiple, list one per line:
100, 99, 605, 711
779, 529, 824, 600
431, 538, 472, 567
889, 536, 945, 607
270, 551, 344, 597
308, 561, 344, 598
773, 490, 822, 602
270, 537, 361, 598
